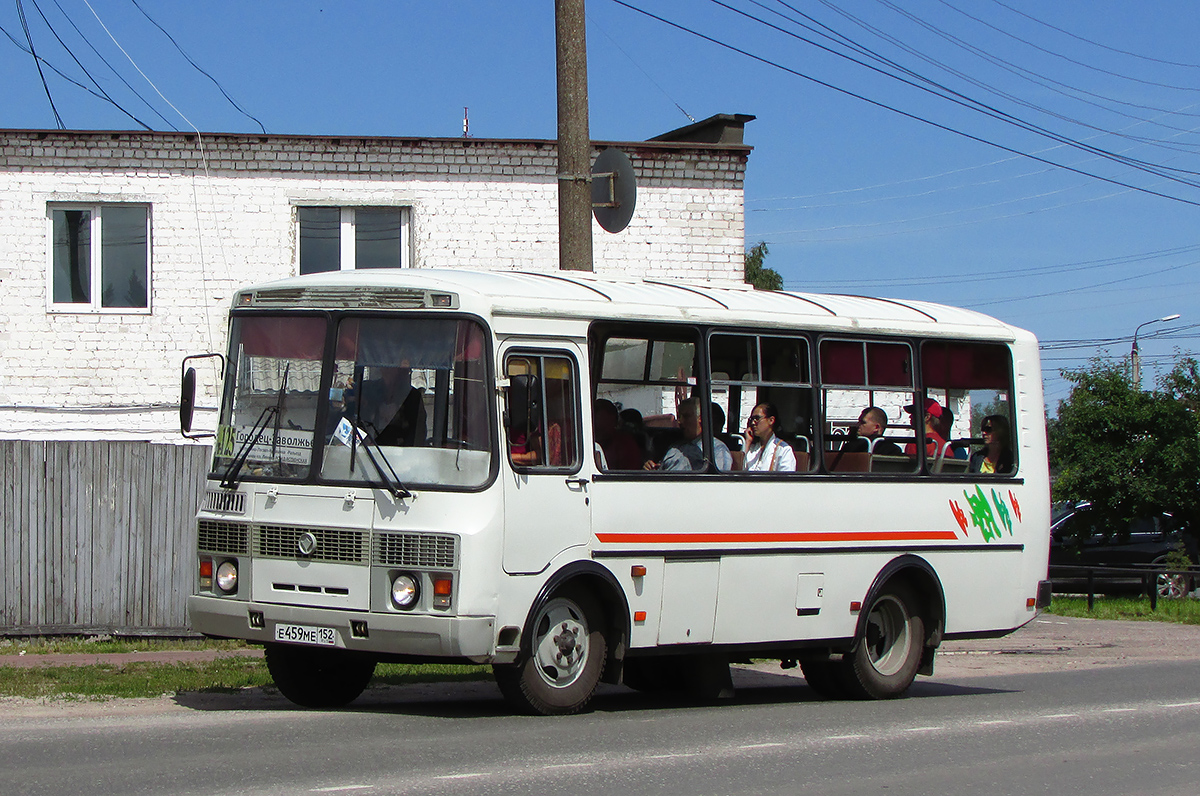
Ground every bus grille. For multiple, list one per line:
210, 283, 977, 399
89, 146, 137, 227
257, 524, 369, 564
197, 520, 249, 555
196, 522, 455, 568
374, 532, 458, 569
201, 490, 246, 515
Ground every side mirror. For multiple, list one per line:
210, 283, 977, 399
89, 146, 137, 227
180, 367, 197, 433
180, 353, 226, 439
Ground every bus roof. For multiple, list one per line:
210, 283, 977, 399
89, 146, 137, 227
236, 268, 1029, 342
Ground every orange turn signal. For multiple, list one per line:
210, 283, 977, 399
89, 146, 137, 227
1026, 597, 1037, 609
849, 601, 862, 613
633, 611, 647, 622
433, 578, 453, 596
199, 559, 213, 578
631, 565, 647, 578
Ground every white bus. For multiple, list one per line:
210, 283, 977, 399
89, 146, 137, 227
183, 268, 1051, 715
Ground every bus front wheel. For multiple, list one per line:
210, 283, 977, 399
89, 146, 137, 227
493, 588, 607, 715
264, 643, 376, 708
840, 583, 924, 700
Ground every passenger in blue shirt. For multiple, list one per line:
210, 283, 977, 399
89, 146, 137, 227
644, 397, 732, 472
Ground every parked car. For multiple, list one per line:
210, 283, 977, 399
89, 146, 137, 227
1049, 502, 1198, 598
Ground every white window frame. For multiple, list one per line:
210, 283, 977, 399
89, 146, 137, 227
46, 203, 152, 314
295, 206, 412, 274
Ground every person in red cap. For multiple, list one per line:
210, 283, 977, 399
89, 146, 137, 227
903, 397, 947, 459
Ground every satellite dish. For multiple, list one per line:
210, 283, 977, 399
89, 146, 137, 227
591, 148, 637, 233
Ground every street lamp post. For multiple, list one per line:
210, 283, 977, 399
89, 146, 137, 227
1131, 313, 1181, 386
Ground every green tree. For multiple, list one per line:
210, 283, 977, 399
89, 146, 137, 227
1161, 355, 1200, 413
1049, 358, 1200, 539
744, 241, 782, 291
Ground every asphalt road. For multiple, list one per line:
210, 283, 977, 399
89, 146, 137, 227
3, 617, 1200, 796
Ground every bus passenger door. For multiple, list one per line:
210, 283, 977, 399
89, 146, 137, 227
501, 346, 591, 574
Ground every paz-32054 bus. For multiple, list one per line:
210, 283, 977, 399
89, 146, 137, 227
182, 268, 1051, 715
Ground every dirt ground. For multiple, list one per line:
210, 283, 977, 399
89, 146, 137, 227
932, 614, 1200, 676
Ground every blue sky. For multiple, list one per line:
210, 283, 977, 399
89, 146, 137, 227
3, 1, 1200, 408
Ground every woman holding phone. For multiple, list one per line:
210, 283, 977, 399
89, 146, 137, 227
741, 402, 797, 472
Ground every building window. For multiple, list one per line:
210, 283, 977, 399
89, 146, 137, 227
50, 204, 149, 310
298, 206, 411, 274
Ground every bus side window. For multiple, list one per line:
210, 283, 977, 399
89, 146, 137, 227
709, 332, 816, 473
818, 338, 917, 474
505, 353, 580, 470
920, 341, 1015, 476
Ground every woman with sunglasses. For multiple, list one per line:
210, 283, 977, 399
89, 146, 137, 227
969, 414, 1013, 474
741, 402, 797, 472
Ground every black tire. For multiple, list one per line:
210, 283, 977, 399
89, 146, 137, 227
839, 583, 925, 700
493, 588, 607, 716
800, 660, 848, 699
264, 643, 376, 708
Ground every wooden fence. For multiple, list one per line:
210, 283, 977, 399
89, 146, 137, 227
1, 440, 212, 635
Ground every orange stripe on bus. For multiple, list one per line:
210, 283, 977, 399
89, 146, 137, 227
593, 530, 961, 544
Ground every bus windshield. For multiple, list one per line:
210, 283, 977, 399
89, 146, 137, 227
213, 314, 493, 489
320, 316, 492, 489
214, 315, 326, 482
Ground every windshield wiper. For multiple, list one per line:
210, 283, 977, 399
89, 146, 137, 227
345, 418, 412, 500
270, 363, 290, 459
220, 405, 277, 489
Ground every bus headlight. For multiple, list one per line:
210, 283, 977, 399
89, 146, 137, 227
391, 574, 420, 609
215, 561, 238, 594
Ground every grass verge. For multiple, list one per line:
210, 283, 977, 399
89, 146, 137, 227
1046, 595, 1200, 624
0, 660, 491, 700
0, 636, 247, 656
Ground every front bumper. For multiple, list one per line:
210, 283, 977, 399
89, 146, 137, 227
188, 595, 497, 662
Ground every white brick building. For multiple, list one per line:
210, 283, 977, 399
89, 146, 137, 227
0, 115, 752, 441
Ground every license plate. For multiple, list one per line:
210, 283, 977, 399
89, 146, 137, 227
274, 623, 338, 647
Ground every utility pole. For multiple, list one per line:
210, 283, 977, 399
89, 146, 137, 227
555, 0, 593, 272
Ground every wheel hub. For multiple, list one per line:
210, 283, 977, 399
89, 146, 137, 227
553, 622, 581, 665
533, 598, 591, 688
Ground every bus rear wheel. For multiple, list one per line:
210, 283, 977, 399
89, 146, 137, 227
493, 588, 607, 715
264, 643, 376, 708
840, 584, 924, 700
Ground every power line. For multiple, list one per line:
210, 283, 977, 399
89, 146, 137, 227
794, 242, 1200, 289
1039, 324, 1200, 350
824, 0, 1200, 146
589, 10, 694, 123
935, 0, 1200, 93
767, 183, 1129, 244
985, 0, 1200, 70
129, 0, 266, 134
965, 260, 1200, 309
47, 0, 175, 129
755, 0, 1200, 174
27, 0, 151, 129
871, 0, 1200, 129
610, 0, 1200, 205
16, 0, 62, 128
0, 19, 164, 123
